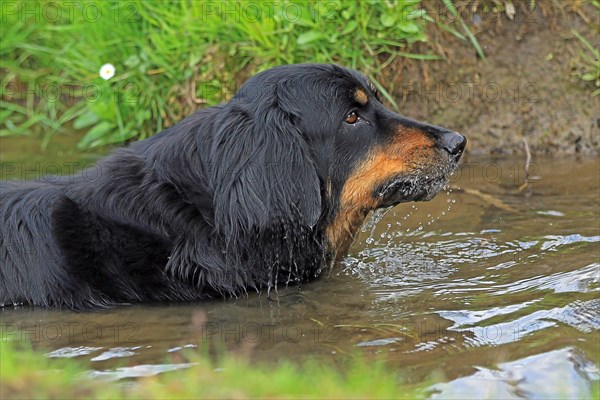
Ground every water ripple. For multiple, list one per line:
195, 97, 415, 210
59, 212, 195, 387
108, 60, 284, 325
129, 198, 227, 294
91, 346, 143, 362
490, 263, 600, 295
540, 234, 600, 251
46, 346, 103, 358
89, 363, 196, 381
438, 298, 600, 347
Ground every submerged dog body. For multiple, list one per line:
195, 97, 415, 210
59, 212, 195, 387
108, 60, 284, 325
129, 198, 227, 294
0, 64, 465, 309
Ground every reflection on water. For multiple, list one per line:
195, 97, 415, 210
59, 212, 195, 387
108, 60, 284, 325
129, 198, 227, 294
430, 347, 599, 399
1, 134, 599, 397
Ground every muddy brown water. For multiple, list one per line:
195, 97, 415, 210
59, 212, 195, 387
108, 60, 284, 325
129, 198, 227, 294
1, 135, 599, 397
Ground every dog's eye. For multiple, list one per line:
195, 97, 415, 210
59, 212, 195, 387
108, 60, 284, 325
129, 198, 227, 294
345, 111, 359, 124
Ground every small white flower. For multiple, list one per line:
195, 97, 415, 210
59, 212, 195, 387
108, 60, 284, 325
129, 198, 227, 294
99, 63, 115, 80
505, 3, 516, 20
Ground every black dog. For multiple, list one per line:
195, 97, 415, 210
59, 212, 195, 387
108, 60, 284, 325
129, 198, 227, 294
0, 64, 466, 309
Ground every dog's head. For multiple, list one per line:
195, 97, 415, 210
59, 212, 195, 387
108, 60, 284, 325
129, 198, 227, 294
209, 64, 466, 265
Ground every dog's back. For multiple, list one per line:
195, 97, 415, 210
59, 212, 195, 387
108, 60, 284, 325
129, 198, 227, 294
0, 180, 83, 307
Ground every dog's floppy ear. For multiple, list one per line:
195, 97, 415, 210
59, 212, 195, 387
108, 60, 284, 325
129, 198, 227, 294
209, 85, 321, 239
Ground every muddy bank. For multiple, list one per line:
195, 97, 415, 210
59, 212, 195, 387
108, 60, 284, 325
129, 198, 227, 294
386, 2, 599, 155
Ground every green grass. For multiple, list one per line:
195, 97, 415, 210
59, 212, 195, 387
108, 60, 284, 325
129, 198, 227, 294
571, 29, 600, 96
0, 0, 480, 149
0, 341, 426, 399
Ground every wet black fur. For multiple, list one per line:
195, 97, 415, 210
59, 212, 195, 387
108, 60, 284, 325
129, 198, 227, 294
0, 64, 462, 309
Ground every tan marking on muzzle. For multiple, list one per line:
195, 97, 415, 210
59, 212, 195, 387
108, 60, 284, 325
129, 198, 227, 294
325, 127, 435, 262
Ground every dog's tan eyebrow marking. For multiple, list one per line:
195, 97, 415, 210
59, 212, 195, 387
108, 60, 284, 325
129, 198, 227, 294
354, 88, 368, 105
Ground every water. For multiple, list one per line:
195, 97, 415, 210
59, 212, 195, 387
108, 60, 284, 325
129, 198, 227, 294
1, 134, 599, 397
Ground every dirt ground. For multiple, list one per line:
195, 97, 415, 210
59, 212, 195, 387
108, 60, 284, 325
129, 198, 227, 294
385, 1, 599, 155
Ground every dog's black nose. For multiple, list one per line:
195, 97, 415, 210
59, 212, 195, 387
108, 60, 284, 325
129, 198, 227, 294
441, 131, 467, 157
